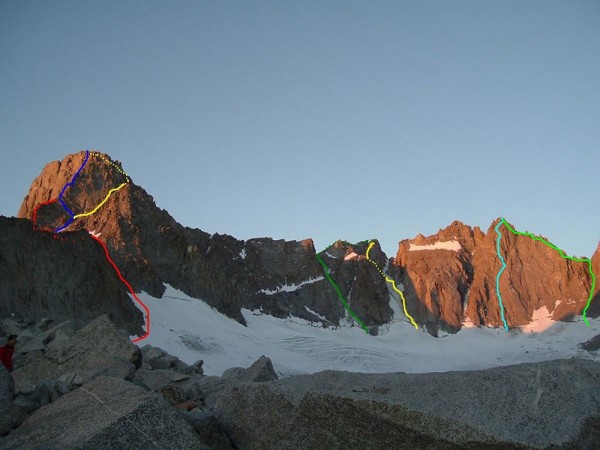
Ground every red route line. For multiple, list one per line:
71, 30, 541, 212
90, 235, 151, 343
31, 196, 151, 342
32, 198, 59, 232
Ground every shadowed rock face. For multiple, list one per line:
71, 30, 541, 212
390, 220, 594, 335
0, 217, 143, 336
317, 240, 394, 329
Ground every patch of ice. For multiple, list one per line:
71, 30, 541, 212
258, 276, 324, 295
88, 230, 101, 238
521, 306, 555, 333
239, 248, 246, 259
461, 316, 477, 329
409, 240, 462, 252
324, 251, 337, 259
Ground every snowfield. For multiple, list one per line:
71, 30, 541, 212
132, 285, 600, 377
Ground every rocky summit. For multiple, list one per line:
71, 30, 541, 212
15, 151, 598, 335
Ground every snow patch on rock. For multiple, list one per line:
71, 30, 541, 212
258, 276, 324, 295
409, 240, 462, 252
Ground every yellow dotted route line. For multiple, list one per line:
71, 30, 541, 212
90, 151, 131, 181
73, 152, 130, 219
366, 241, 419, 329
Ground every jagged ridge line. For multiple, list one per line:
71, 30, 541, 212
315, 251, 369, 334
90, 151, 131, 182
494, 221, 510, 331
366, 242, 419, 330
498, 217, 596, 327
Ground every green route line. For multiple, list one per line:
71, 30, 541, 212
496, 217, 597, 327
366, 241, 419, 329
315, 249, 369, 334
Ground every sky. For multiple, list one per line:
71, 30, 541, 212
1, 1, 599, 258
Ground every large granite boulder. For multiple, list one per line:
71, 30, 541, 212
209, 358, 600, 449
0, 376, 208, 449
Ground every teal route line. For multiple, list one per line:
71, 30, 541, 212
495, 217, 597, 329
315, 250, 369, 334
494, 221, 510, 331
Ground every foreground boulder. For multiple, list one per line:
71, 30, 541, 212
0, 376, 207, 449
210, 358, 600, 449
12, 315, 141, 392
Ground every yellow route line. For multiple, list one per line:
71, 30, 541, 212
74, 182, 128, 218
366, 241, 419, 329
73, 152, 130, 219
90, 151, 131, 181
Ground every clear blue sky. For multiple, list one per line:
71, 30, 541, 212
1, 1, 599, 258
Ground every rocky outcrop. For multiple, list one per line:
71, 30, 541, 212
0, 376, 209, 450
12, 315, 141, 392
1, 314, 235, 448
389, 220, 595, 334
221, 355, 279, 383
0, 216, 143, 336
209, 359, 600, 449
317, 240, 394, 330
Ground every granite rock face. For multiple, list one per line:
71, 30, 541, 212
0, 216, 143, 336
389, 220, 595, 334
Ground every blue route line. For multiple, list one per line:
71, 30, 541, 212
55, 150, 89, 233
494, 218, 510, 331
